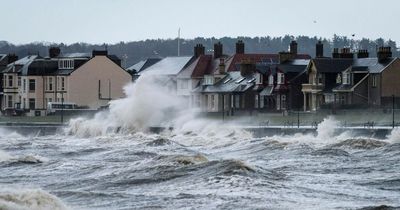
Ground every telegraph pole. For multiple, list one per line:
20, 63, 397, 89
61, 92, 64, 124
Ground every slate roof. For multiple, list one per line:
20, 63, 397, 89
193, 71, 256, 93
353, 57, 396, 73
178, 55, 216, 79
139, 56, 193, 76
312, 57, 396, 74
226, 53, 311, 72
312, 58, 353, 73
127, 58, 161, 72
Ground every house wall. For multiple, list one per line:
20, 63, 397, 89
68, 56, 131, 109
368, 73, 381, 106
381, 58, 400, 97
352, 76, 369, 105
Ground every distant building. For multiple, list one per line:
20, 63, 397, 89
1, 48, 131, 116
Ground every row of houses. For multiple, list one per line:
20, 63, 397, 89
129, 40, 400, 114
0, 48, 131, 116
2, 40, 399, 117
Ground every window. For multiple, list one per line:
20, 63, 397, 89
8, 75, 13, 87
210, 95, 215, 110
223, 78, 232, 84
8, 95, 12, 108
235, 95, 240, 108
256, 73, 263, 84
204, 76, 214, 85
342, 73, 350, 85
61, 77, 65, 90
23, 98, 26, 109
29, 79, 35, 92
268, 75, 274, 85
260, 95, 265, 108
336, 74, 342, 84
235, 78, 245, 84
372, 75, 377, 87
58, 59, 74, 69
23, 79, 26, 93
180, 80, 188, 89
277, 73, 285, 84
325, 93, 334, 104
318, 74, 323, 84
18, 77, 21, 87
281, 95, 286, 110
255, 95, 259, 108
29, 98, 35, 109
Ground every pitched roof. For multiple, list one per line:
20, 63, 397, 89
353, 57, 396, 73
178, 55, 215, 79
312, 58, 353, 73
139, 56, 193, 76
194, 71, 256, 93
127, 58, 161, 72
226, 53, 311, 72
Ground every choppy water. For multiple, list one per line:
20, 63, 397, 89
1, 124, 400, 210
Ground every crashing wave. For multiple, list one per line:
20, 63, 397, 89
0, 188, 68, 210
329, 139, 388, 150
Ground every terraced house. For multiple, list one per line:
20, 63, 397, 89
1, 48, 131, 116
302, 44, 400, 111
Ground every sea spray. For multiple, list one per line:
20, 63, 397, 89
316, 116, 340, 140
66, 73, 190, 136
387, 127, 400, 143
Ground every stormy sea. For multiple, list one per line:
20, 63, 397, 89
1, 74, 400, 210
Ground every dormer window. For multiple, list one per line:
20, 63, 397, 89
342, 72, 350, 85
204, 75, 214, 85
277, 73, 285, 84
58, 59, 74, 69
336, 74, 342, 84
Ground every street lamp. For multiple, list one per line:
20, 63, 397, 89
61, 92, 64, 124
392, 94, 395, 128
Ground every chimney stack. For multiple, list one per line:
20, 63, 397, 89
236, 40, 245, 54
377, 46, 392, 62
6, 54, 18, 64
316, 41, 323, 58
214, 42, 223, 59
194, 44, 205, 58
219, 58, 226, 74
239, 59, 255, 77
92, 50, 108, 57
290, 41, 298, 55
49, 47, 61, 58
332, 48, 340, 58
357, 49, 369, 58
339, 48, 353, 59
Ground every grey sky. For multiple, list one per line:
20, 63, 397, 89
1, 0, 399, 44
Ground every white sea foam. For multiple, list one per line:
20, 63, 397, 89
0, 128, 23, 139
0, 188, 67, 210
387, 127, 400, 143
0, 150, 13, 162
0, 150, 48, 164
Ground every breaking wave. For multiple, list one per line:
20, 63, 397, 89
0, 188, 67, 210
0, 150, 47, 165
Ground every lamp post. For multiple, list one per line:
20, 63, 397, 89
297, 108, 300, 128
392, 94, 395, 128
61, 92, 64, 124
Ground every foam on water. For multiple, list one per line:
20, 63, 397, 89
0, 188, 67, 210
